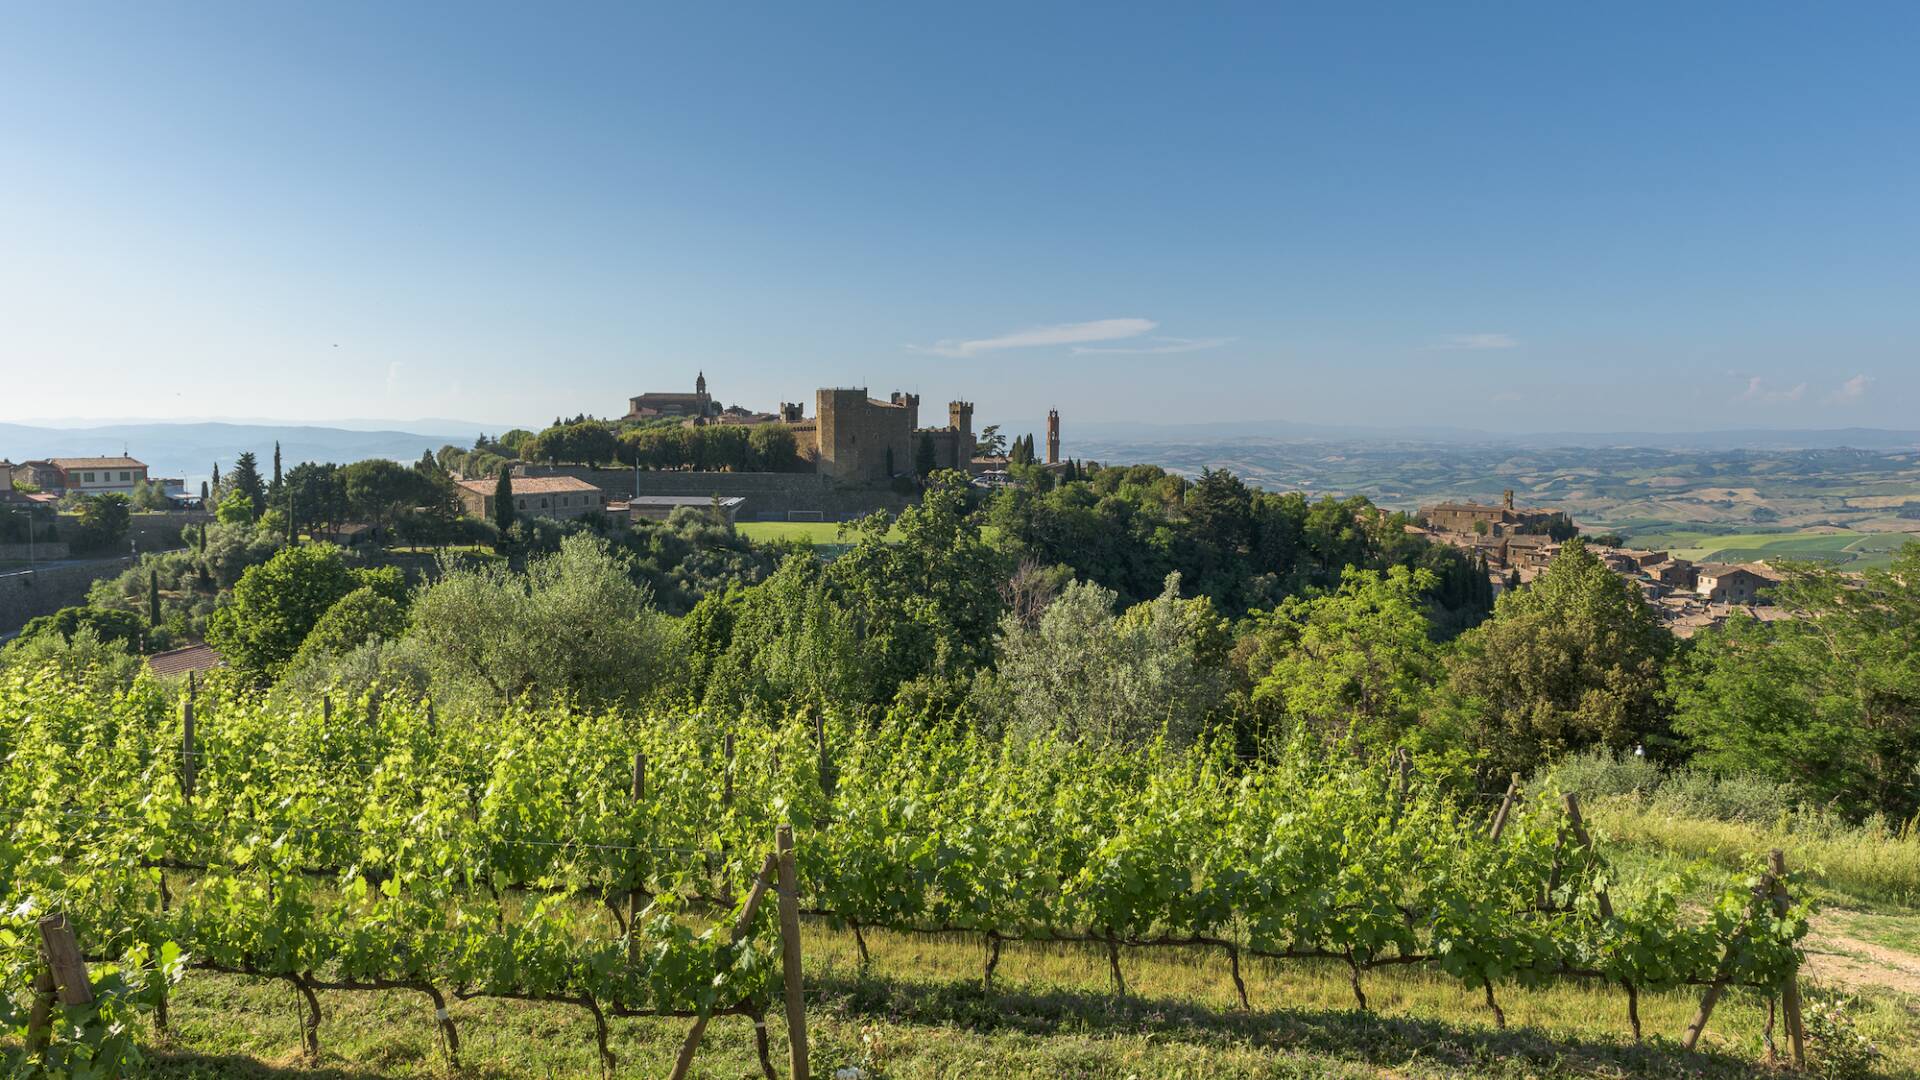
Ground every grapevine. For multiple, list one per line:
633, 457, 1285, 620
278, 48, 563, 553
0, 670, 1809, 1072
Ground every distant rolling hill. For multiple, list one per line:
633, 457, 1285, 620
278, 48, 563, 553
0, 421, 484, 489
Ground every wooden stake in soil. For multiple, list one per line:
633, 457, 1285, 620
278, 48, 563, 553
181, 688, 197, 802
626, 749, 647, 966
1488, 773, 1521, 840
668, 852, 779, 1080
38, 914, 93, 1007
775, 823, 809, 1080
1564, 793, 1640, 1039
1767, 849, 1807, 1069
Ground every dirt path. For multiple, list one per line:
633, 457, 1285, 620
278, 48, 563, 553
1801, 913, 1920, 997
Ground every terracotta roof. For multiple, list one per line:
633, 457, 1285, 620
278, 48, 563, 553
147, 643, 224, 677
50, 455, 147, 470
456, 476, 603, 496
1698, 562, 1781, 580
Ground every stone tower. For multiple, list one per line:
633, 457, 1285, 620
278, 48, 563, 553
1046, 409, 1060, 464
696, 371, 707, 395
1503, 489, 1514, 510
948, 400, 973, 434
888, 391, 920, 431
779, 402, 804, 423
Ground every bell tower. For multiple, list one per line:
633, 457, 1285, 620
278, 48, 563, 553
696, 371, 708, 395
1046, 409, 1060, 464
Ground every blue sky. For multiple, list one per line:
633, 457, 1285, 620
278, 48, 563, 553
2, 3, 1915, 436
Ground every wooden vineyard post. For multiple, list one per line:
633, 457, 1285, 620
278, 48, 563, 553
1768, 849, 1807, 1069
813, 712, 833, 796
323, 695, 333, 723
28, 912, 94, 1051
1389, 747, 1412, 825
25, 967, 57, 1054
1564, 792, 1640, 1039
667, 852, 780, 1080
181, 678, 197, 802
1488, 773, 1521, 840
627, 750, 647, 965
775, 824, 809, 1080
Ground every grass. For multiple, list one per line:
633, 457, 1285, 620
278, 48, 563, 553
735, 520, 871, 545
1583, 795, 1920, 909
20, 919, 1914, 1078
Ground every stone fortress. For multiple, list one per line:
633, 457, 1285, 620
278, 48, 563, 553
624, 374, 1005, 483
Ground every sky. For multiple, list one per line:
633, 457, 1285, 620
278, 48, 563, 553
1, 3, 1916, 436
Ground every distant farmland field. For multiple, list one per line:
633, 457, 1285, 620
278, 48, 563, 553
1622, 526, 1916, 568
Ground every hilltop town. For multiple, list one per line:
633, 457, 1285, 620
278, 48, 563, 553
1414, 490, 1789, 637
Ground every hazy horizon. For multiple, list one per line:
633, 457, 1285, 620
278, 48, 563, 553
3, 5, 1915, 430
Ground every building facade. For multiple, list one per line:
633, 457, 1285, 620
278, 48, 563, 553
626, 372, 718, 420
456, 475, 607, 520
50, 456, 148, 495
1696, 563, 1779, 604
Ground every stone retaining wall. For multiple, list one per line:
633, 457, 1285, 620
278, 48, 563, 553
517, 467, 914, 521
0, 557, 137, 635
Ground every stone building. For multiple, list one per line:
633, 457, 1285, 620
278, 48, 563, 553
1418, 490, 1555, 536
812, 388, 976, 483
1696, 563, 1780, 605
49, 455, 149, 495
626, 372, 718, 420
455, 475, 607, 521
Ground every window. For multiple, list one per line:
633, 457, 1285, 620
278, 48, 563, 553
83, 472, 95, 483
120, 471, 130, 481
518, 499, 527, 510
540, 498, 549, 508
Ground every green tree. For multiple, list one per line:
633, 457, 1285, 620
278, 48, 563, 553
8, 606, 145, 653
826, 470, 1006, 699
915, 433, 938, 477
343, 458, 431, 540
204, 543, 373, 678
230, 450, 267, 517
284, 461, 345, 537
69, 493, 132, 553
215, 488, 256, 525
1667, 543, 1920, 819
976, 573, 1226, 747
492, 465, 516, 534
976, 424, 1007, 458
271, 441, 284, 496
148, 569, 161, 628
405, 534, 683, 712
291, 585, 408, 666
1445, 539, 1673, 777
1241, 566, 1450, 756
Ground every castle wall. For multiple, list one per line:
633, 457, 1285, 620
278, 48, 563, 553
517, 467, 916, 521
816, 389, 913, 483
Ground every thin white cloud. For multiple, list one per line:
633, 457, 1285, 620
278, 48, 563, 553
1734, 374, 1807, 404
1830, 373, 1873, 404
1433, 333, 1520, 350
1073, 336, 1234, 356
910, 317, 1156, 358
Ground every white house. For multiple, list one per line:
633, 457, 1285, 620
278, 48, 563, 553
50, 455, 149, 495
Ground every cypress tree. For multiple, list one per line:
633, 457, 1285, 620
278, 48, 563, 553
271, 441, 284, 493
148, 570, 161, 628
492, 465, 516, 534
915, 433, 937, 476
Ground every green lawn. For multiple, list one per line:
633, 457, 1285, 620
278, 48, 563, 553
54, 916, 1917, 1079
736, 520, 865, 545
